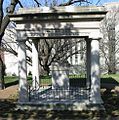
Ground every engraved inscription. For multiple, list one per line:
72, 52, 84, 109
28, 29, 79, 37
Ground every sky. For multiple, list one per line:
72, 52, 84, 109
3, 0, 119, 12
92, 0, 119, 5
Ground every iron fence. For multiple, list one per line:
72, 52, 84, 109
28, 77, 90, 102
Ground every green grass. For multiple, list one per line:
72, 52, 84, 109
69, 74, 86, 78
4, 76, 52, 87
104, 74, 119, 83
4, 76, 18, 87
4, 74, 119, 87
4, 76, 18, 84
101, 74, 119, 84
27, 76, 52, 86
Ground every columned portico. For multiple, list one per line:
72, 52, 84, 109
10, 6, 107, 110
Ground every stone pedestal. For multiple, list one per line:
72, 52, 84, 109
51, 63, 69, 89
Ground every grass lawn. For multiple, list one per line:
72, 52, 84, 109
4, 76, 18, 88
1, 74, 119, 119
4, 76, 52, 87
4, 74, 119, 86
4, 76, 18, 83
101, 74, 119, 83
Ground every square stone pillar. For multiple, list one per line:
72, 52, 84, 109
86, 39, 91, 89
90, 39, 103, 104
18, 40, 28, 102
32, 39, 40, 89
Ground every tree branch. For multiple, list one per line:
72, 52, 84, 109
0, 0, 3, 29
59, 0, 91, 6
18, 0, 23, 8
95, 0, 101, 5
33, 0, 41, 7
0, 0, 19, 43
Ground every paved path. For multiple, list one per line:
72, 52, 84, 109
0, 85, 18, 99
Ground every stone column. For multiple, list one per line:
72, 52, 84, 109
32, 39, 40, 89
86, 39, 91, 89
90, 39, 103, 104
18, 40, 28, 102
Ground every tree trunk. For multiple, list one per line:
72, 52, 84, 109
0, 55, 5, 89
39, 64, 50, 76
43, 65, 50, 76
108, 43, 116, 74
0, 33, 5, 89
108, 25, 116, 74
108, 65, 116, 74
108, 46, 116, 74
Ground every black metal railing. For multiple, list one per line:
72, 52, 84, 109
28, 86, 90, 102
27, 68, 90, 102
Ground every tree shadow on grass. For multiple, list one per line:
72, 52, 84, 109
5, 80, 18, 88
0, 98, 118, 119
101, 77, 119, 86
70, 78, 86, 87
0, 99, 106, 120
101, 88, 119, 119
0, 98, 114, 120
0, 77, 119, 119
101, 77, 119, 119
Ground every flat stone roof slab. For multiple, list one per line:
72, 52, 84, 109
16, 6, 106, 14
10, 6, 107, 23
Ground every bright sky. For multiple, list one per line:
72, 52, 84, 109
92, 0, 119, 5
3, 0, 119, 12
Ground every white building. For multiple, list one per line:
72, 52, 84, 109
3, 28, 18, 76
3, 28, 32, 76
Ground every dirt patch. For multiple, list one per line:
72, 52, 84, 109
0, 85, 18, 99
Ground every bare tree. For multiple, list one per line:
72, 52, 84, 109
0, 0, 20, 89
2, 27, 85, 75
100, 8, 119, 74
38, 38, 85, 75
2, 26, 32, 65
